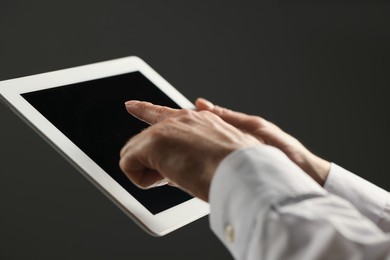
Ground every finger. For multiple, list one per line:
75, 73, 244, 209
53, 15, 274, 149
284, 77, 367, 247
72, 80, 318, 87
125, 100, 179, 125
119, 137, 167, 189
195, 97, 266, 131
120, 130, 145, 158
195, 97, 214, 111
167, 181, 179, 187
121, 162, 166, 189
138, 172, 168, 189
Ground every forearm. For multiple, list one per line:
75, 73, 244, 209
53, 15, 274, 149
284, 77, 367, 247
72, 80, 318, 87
210, 146, 390, 259
324, 163, 390, 232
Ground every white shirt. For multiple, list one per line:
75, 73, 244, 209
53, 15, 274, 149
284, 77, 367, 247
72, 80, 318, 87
209, 145, 390, 260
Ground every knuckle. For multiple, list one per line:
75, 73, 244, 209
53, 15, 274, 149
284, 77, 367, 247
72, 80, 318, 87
148, 125, 171, 146
250, 116, 267, 129
199, 110, 219, 120
214, 105, 231, 116
162, 117, 177, 125
178, 108, 192, 116
156, 106, 167, 119
198, 110, 212, 116
175, 109, 194, 121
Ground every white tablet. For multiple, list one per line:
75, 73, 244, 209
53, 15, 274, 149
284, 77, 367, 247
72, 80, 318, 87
0, 56, 209, 236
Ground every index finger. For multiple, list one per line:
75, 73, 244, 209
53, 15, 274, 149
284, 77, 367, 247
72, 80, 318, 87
125, 100, 179, 125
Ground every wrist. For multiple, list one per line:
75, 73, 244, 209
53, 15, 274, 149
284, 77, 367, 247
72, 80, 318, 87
303, 152, 331, 186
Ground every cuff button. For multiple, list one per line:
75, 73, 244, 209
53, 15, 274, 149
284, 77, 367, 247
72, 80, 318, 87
225, 224, 235, 243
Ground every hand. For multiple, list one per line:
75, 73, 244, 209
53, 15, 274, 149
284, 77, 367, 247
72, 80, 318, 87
119, 101, 261, 201
195, 98, 330, 186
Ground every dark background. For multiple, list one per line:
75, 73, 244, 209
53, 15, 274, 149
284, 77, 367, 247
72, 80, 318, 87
0, 1, 389, 259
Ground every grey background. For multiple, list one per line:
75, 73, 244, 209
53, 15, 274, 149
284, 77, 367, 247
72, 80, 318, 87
0, 1, 389, 259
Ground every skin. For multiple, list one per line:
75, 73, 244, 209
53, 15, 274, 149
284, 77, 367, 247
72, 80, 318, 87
119, 98, 330, 202
119, 101, 260, 201
195, 98, 331, 186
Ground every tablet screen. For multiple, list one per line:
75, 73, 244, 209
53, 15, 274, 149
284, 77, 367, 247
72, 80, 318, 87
21, 72, 192, 215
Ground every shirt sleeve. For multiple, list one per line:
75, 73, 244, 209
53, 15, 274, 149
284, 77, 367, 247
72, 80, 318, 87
324, 163, 390, 232
209, 145, 390, 260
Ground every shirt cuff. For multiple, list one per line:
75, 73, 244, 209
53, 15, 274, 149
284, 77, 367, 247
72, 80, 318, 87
324, 163, 389, 225
209, 145, 326, 259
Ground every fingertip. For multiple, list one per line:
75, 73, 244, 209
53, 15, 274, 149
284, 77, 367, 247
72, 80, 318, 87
124, 100, 140, 114
195, 97, 214, 110
125, 100, 140, 107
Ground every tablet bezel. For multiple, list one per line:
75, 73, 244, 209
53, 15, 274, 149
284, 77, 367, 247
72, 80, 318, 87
0, 56, 209, 236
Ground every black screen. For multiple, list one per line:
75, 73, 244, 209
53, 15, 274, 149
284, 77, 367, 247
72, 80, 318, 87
21, 72, 192, 214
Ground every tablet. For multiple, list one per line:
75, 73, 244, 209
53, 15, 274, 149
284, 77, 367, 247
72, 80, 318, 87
0, 56, 209, 236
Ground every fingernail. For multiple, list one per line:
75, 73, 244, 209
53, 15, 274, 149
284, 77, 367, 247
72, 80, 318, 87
198, 98, 214, 109
125, 100, 136, 106
148, 178, 170, 188
125, 100, 139, 108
